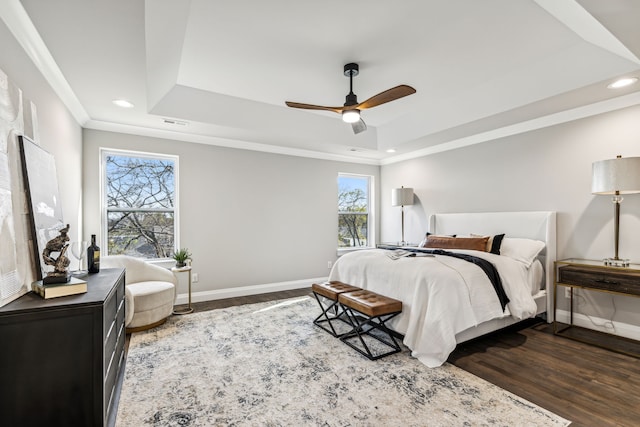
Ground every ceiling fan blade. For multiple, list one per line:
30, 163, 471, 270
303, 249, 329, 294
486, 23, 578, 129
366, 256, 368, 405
285, 101, 343, 114
351, 119, 367, 134
357, 85, 416, 110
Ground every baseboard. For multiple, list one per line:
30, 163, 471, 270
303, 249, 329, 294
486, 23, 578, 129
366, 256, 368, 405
174, 276, 327, 305
555, 309, 640, 341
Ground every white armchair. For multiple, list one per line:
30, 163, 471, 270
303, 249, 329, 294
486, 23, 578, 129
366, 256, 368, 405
101, 255, 177, 332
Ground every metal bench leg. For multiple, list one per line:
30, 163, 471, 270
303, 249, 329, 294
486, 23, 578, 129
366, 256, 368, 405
312, 292, 351, 337
340, 306, 402, 360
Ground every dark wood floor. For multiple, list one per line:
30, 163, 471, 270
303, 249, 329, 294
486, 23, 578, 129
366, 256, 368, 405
157, 289, 640, 426
449, 321, 640, 427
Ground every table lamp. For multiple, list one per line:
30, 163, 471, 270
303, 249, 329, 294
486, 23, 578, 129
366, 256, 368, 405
592, 155, 640, 267
391, 186, 414, 245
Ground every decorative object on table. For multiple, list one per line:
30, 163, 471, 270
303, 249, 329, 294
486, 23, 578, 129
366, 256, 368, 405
391, 186, 414, 246
18, 135, 66, 281
87, 234, 100, 273
31, 276, 87, 299
592, 155, 640, 267
41, 224, 71, 285
172, 248, 191, 268
70, 240, 88, 275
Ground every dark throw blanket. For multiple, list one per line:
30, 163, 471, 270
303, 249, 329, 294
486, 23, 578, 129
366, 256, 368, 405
383, 247, 510, 311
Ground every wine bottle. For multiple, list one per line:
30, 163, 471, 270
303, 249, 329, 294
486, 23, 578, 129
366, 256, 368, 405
87, 234, 100, 273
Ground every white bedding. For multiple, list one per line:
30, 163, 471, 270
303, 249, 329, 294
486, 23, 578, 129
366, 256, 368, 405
328, 248, 538, 367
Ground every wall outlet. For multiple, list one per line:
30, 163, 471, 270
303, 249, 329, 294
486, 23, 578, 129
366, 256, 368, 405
327, 261, 332, 269
192, 273, 199, 283
564, 287, 572, 298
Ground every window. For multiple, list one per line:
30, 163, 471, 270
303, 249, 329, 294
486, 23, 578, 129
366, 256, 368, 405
338, 173, 373, 248
101, 149, 178, 259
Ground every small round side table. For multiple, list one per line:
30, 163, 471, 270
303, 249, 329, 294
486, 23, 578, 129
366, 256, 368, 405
172, 266, 194, 315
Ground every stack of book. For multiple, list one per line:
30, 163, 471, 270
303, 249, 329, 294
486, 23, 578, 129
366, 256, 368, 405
32, 277, 87, 299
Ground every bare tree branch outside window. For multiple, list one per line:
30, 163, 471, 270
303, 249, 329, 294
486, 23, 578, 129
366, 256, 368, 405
105, 154, 176, 258
338, 175, 369, 247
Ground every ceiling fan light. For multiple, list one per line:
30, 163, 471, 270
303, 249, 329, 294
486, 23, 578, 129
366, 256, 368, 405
342, 109, 360, 123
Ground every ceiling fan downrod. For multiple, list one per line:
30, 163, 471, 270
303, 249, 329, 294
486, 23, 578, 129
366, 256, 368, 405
343, 63, 359, 107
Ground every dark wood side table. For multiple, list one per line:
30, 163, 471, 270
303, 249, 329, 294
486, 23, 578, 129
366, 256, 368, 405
554, 259, 640, 357
0, 268, 126, 426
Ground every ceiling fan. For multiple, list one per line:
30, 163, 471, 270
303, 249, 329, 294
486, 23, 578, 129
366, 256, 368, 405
285, 63, 416, 134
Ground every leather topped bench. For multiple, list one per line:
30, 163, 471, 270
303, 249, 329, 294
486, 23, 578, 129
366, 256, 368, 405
338, 290, 402, 318
312, 281, 361, 300
338, 289, 403, 360
311, 281, 362, 337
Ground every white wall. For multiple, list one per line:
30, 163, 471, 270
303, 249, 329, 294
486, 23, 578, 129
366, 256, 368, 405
381, 104, 640, 335
82, 129, 380, 299
0, 19, 82, 286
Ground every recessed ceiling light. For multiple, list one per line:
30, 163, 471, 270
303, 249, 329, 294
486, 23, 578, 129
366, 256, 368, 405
607, 77, 638, 89
163, 118, 188, 126
386, 148, 396, 153
112, 99, 134, 108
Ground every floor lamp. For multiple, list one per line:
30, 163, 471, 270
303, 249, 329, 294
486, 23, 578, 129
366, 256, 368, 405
391, 186, 414, 246
592, 155, 640, 267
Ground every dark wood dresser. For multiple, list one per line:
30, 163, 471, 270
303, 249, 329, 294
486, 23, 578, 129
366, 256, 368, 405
0, 268, 126, 426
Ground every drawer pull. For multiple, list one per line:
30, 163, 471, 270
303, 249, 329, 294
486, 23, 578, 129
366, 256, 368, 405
595, 279, 619, 285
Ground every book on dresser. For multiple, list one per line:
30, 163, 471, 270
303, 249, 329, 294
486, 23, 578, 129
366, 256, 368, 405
31, 276, 87, 299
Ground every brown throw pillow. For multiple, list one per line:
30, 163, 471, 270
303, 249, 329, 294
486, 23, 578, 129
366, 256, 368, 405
471, 233, 505, 254
423, 235, 489, 252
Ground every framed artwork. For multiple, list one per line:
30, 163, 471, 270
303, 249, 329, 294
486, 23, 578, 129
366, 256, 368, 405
19, 135, 66, 280
1, 68, 28, 306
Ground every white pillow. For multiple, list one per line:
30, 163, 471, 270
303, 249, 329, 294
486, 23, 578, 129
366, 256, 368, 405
500, 237, 545, 267
527, 259, 544, 295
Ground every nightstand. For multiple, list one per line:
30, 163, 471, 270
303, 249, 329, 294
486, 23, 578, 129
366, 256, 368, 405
554, 258, 640, 357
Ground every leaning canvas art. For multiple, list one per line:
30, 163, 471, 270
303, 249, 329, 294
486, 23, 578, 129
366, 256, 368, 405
19, 136, 66, 281
0, 68, 25, 306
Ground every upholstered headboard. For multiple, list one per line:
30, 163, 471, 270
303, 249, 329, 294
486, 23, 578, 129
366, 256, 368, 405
429, 211, 557, 314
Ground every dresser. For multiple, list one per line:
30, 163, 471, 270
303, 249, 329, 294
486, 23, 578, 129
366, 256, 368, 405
0, 268, 126, 426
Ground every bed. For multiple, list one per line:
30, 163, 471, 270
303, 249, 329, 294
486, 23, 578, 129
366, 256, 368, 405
328, 211, 556, 367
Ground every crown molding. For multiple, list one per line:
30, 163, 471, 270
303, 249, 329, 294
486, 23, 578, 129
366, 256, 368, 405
381, 91, 640, 165
0, 0, 90, 125
84, 120, 382, 166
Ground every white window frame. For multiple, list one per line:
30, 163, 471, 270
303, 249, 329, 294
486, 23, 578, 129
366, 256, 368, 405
337, 173, 375, 254
99, 148, 180, 261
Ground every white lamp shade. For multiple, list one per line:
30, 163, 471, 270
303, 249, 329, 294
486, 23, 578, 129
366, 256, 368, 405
391, 187, 414, 206
592, 156, 640, 195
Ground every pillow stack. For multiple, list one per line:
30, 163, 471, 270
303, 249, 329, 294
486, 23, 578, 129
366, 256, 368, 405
418, 232, 544, 267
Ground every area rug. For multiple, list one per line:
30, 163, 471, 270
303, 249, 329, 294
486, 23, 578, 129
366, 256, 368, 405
117, 296, 571, 426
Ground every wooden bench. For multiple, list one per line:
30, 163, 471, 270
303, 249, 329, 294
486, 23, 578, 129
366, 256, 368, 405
311, 281, 361, 337
338, 289, 403, 360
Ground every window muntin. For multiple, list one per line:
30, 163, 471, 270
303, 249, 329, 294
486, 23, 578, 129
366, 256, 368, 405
338, 174, 372, 248
101, 149, 178, 259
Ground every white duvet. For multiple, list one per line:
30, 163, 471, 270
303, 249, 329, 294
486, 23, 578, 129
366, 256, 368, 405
328, 249, 538, 367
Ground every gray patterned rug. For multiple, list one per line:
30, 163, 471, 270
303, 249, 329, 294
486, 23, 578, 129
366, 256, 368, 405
117, 296, 570, 426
